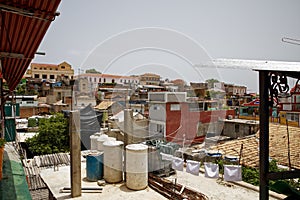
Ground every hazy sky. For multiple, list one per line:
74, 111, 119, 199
33, 0, 300, 92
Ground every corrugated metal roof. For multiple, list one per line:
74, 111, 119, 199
197, 58, 300, 71
94, 100, 114, 110
0, 0, 61, 91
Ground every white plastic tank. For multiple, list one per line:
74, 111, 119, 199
90, 132, 101, 150
126, 144, 148, 190
96, 134, 108, 151
97, 135, 116, 152
103, 140, 124, 183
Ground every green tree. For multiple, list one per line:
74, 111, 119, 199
26, 113, 69, 155
85, 68, 101, 74
15, 83, 26, 95
206, 78, 219, 88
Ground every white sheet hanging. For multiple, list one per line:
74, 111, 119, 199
224, 165, 242, 182
186, 160, 200, 176
160, 152, 173, 161
204, 162, 219, 178
172, 157, 184, 171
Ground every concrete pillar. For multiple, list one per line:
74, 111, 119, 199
124, 109, 133, 145
70, 111, 81, 197
124, 108, 133, 182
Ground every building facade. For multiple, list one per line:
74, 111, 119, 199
26, 61, 74, 82
148, 92, 235, 144
75, 73, 140, 92
139, 73, 161, 86
224, 84, 247, 96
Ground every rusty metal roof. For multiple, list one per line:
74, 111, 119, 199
0, 0, 61, 91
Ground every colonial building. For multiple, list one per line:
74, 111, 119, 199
25, 61, 74, 82
224, 83, 247, 96
139, 73, 160, 86
278, 84, 300, 127
75, 73, 140, 92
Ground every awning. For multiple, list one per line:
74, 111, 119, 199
0, 0, 61, 91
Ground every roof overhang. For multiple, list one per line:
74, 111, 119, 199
0, 0, 61, 91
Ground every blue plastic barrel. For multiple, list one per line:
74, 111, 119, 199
86, 152, 103, 181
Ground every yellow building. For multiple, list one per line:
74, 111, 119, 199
139, 73, 161, 85
26, 61, 74, 81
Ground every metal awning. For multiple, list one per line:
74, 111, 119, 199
0, 0, 61, 91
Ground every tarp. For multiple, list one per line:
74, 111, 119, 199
80, 105, 102, 150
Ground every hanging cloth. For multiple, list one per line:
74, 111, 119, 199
186, 160, 200, 176
224, 165, 242, 182
204, 162, 219, 178
172, 157, 184, 171
160, 152, 173, 161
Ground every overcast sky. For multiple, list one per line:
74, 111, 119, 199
33, 0, 300, 92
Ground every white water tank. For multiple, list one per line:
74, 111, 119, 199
126, 144, 148, 190
97, 135, 116, 152
96, 134, 108, 151
90, 132, 101, 150
103, 140, 124, 183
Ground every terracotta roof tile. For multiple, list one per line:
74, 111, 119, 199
211, 123, 300, 169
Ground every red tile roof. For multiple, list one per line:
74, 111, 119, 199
211, 123, 300, 169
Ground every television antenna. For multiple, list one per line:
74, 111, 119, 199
282, 37, 300, 45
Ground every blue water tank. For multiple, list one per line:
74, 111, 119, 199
86, 152, 103, 181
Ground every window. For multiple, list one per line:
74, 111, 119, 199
196, 122, 205, 137
104, 78, 106, 83
120, 79, 122, 83
286, 113, 299, 122
50, 75, 55, 79
34, 67, 37, 69
112, 79, 115, 83
42, 74, 47, 79
156, 124, 164, 134
153, 105, 160, 110
26, 101, 34, 104
61, 66, 65, 69
34, 74, 40, 78
170, 104, 180, 111
94, 78, 96, 82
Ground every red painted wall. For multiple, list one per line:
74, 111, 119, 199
165, 102, 235, 144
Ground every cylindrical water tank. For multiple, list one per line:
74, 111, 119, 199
126, 144, 148, 190
90, 132, 101, 150
96, 134, 108, 151
86, 152, 103, 181
97, 135, 116, 152
103, 140, 124, 183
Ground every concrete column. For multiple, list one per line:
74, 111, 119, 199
124, 108, 133, 182
124, 109, 133, 145
70, 111, 81, 197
